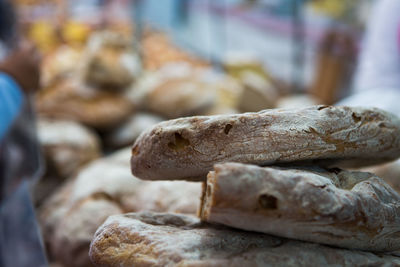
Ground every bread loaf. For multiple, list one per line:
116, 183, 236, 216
37, 78, 135, 129
37, 119, 101, 179
131, 105, 400, 181
89, 212, 400, 267
131, 64, 216, 119
39, 148, 201, 267
200, 162, 400, 252
81, 31, 140, 89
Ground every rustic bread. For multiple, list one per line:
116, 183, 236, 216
34, 119, 101, 205
39, 148, 201, 267
69, 148, 201, 212
131, 105, 400, 181
89, 212, 400, 267
36, 78, 135, 129
81, 31, 140, 89
37, 119, 101, 179
39, 178, 76, 249
131, 64, 216, 119
200, 162, 400, 252
51, 196, 122, 267
41, 45, 83, 88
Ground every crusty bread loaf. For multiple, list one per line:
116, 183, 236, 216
51, 196, 122, 267
39, 148, 201, 267
37, 119, 101, 179
131, 64, 217, 119
41, 45, 83, 88
89, 212, 400, 267
69, 148, 201, 213
131, 105, 400, 181
34, 119, 101, 205
200, 162, 400, 252
37, 78, 135, 129
81, 31, 140, 89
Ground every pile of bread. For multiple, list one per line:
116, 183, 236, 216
87, 105, 400, 266
33, 28, 400, 266
39, 147, 201, 267
33, 29, 302, 266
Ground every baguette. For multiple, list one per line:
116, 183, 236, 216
200, 162, 400, 252
131, 105, 400, 181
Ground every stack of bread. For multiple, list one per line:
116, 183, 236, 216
37, 31, 139, 130
39, 147, 201, 267
90, 105, 400, 266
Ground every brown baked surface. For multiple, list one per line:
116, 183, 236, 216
39, 148, 201, 267
37, 78, 134, 129
131, 105, 400, 181
89, 212, 400, 267
200, 163, 400, 252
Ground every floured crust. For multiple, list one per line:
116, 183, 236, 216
36, 78, 135, 129
131, 64, 217, 119
89, 212, 400, 267
131, 105, 400, 181
37, 119, 101, 179
39, 148, 201, 267
51, 196, 123, 267
80, 31, 140, 89
200, 162, 400, 252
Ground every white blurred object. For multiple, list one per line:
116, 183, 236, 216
338, 88, 400, 117
276, 94, 321, 109
0, 42, 7, 61
348, 0, 400, 116
106, 112, 164, 148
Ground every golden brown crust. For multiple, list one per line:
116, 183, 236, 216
89, 212, 400, 267
200, 163, 400, 252
131, 65, 217, 119
131, 105, 400, 181
36, 78, 135, 129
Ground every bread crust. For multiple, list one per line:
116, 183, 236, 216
89, 212, 400, 267
39, 148, 201, 267
37, 78, 135, 129
200, 162, 400, 252
131, 105, 400, 181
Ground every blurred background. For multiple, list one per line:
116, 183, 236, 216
15, 0, 373, 106
5, 1, 398, 267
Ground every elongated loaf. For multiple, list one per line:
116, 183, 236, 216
200, 162, 400, 252
89, 212, 400, 267
131, 105, 400, 181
